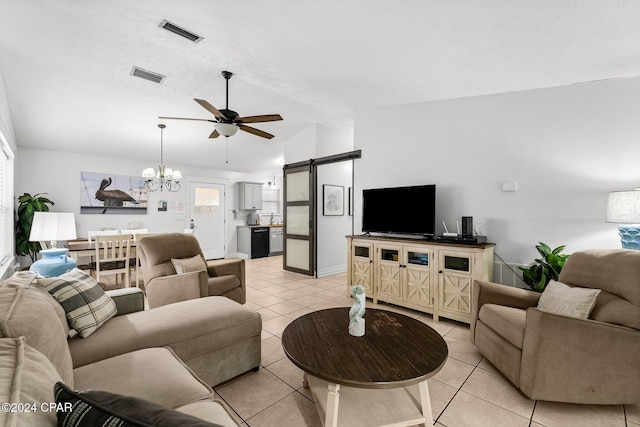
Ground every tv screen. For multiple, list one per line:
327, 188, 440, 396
362, 184, 436, 236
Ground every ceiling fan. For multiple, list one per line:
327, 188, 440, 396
159, 71, 283, 139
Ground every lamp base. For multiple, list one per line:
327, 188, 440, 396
29, 248, 77, 277
618, 225, 640, 250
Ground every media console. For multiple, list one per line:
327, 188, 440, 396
346, 235, 495, 324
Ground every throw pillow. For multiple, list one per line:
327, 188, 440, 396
537, 280, 601, 319
172, 254, 207, 274
38, 268, 117, 338
54, 382, 223, 427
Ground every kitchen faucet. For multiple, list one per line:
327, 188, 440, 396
270, 213, 274, 224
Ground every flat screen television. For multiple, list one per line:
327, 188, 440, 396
362, 184, 436, 236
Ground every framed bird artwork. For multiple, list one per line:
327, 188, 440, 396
80, 171, 148, 214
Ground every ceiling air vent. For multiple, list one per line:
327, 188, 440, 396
130, 66, 166, 84
159, 19, 203, 43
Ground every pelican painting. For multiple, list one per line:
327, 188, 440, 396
95, 177, 136, 207
80, 172, 148, 214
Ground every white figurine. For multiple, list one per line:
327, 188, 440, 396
349, 285, 366, 337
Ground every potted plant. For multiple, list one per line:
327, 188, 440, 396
15, 193, 55, 262
518, 242, 570, 292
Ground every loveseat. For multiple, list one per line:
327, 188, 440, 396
137, 233, 246, 308
0, 270, 262, 426
471, 249, 640, 404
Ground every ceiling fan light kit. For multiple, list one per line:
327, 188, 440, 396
159, 70, 283, 140
142, 124, 181, 192
214, 122, 239, 137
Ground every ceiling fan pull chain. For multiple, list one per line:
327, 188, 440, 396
225, 136, 229, 164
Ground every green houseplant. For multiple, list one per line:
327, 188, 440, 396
15, 193, 55, 262
518, 242, 570, 292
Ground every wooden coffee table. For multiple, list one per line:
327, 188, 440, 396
281, 308, 448, 427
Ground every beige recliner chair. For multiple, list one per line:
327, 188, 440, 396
137, 233, 246, 308
471, 249, 640, 404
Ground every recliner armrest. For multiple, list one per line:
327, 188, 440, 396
471, 280, 540, 344
106, 288, 145, 315
146, 271, 208, 308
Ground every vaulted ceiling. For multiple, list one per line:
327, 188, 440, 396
1, 1, 639, 174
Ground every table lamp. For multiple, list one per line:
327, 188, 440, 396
605, 189, 640, 250
29, 212, 78, 277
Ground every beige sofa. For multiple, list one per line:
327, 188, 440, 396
137, 233, 246, 308
0, 271, 262, 426
471, 249, 640, 404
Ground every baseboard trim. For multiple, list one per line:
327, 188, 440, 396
317, 264, 347, 278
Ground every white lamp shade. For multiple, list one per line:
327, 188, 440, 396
214, 123, 239, 137
142, 168, 155, 179
606, 190, 640, 223
29, 212, 77, 242
173, 170, 182, 180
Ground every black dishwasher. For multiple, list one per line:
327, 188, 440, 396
250, 227, 270, 259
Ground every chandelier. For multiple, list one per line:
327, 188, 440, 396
142, 124, 181, 192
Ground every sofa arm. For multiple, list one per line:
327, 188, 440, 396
146, 271, 208, 308
520, 308, 640, 404
471, 280, 540, 344
106, 288, 145, 315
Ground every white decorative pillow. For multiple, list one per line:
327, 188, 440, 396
38, 268, 117, 338
172, 255, 207, 274
537, 280, 601, 319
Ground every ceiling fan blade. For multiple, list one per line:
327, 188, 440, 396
239, 124, 274, 139
237, 114, 283, 124
194, 99, 227, 120
209, 129, 220, 139
158, 116, 215, 122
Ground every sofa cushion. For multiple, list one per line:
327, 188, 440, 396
54, 382, 222, 427
73, 347, 213, 409
537, 280, 600, 319
38, 269, 117, 338
0, 278, 74, 386
0, 337, 61, 427
2, 271, 70, 336
173, 254, 208, 274
590, 290, 640, 330
68, 296, 261, 371
478, 304, 527, 349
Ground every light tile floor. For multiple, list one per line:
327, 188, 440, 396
214, 256, 639, 427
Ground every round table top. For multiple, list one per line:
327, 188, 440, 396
281, 307, 448, 389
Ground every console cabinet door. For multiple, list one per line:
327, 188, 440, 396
351, 242, 374, 296
438, 250, 473, 320
402, 246, 434, 309
376, 244, 402, 302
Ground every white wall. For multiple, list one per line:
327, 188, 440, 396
354, 77, 640, 264
316, 161, 353, 277
16, 147, 269, 258
0, 66, 16, 154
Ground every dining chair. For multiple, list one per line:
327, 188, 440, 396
87, 229, 119, 243
90, 233, 133, 288
120, 229, 149, 239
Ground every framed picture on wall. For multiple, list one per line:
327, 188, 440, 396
323, 184, 344, 216
80, 171, 147, 215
